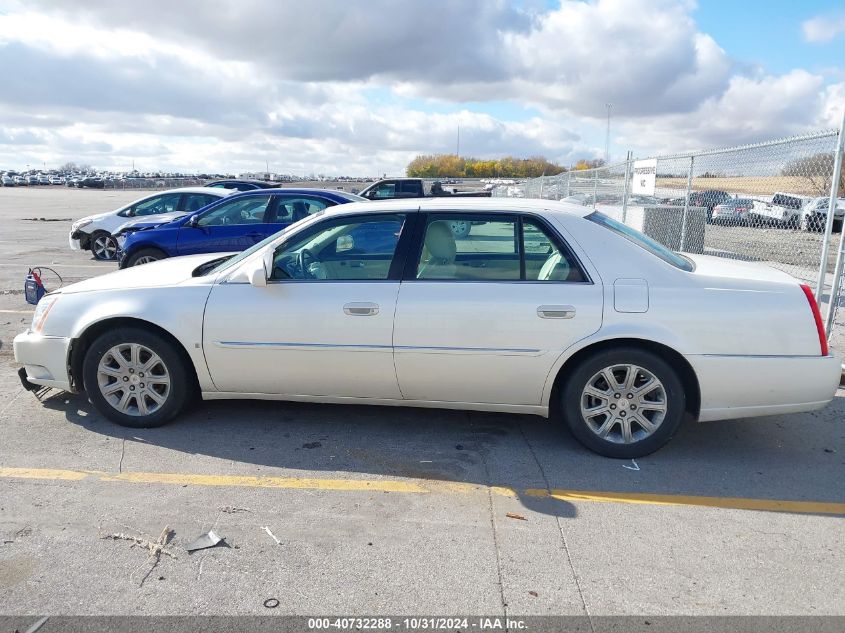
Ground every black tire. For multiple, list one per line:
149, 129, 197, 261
125, 247, 168, 267
560, 347, 686, 458
90, 231, 118, 260
82, 326, 191, 428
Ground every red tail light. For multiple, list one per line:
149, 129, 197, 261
799, 284, 828, 356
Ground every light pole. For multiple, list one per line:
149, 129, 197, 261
605, 103, 612, 164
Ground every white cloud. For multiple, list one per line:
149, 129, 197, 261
0, 1, 840, 174
802, 14, 845, 43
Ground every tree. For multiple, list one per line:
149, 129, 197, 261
406, 154, 566, 178
782, 153, 845, 197
573, 158, 606, 171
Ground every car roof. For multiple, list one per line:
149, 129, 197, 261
222, 187, 363, 200
154, 186, 233, 195
315, 197, 594, 218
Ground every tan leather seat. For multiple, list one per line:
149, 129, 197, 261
418, 221, 457, 279
538, 251, 571, 281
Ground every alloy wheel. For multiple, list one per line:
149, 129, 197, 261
92, 235, 118, 260
96, 343, 171, 416
579, 363, 667, 444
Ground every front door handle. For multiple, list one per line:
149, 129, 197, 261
537, 305, 576, 319
343, 302, 379, 316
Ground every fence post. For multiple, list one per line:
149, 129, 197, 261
680, 156, 694, 250
539, 174, 545, 199
816, 107, 845, 307
823, 110, 845, 335
593, 169, 598, 209
621, 150, 632, 224
565, 172, 571, 197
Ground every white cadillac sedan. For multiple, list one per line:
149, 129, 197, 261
15, 199, 841, 458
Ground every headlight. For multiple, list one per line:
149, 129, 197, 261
72, 219, 93, 230
31, 295, 58, 333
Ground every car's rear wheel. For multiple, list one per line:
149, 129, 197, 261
561, 348, 685, 458
82, 327, 190, 428
449, 220, 472, 238
125, 247, 167, 267
91, 232, 118, 260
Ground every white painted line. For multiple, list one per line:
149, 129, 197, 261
0, 309, 33, 314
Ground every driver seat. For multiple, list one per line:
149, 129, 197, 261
417, 221, 457, 279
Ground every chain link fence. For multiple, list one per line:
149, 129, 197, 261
494, 129, 845, 357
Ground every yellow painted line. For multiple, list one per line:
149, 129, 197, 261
525, 488, 845, 516
0, 467, 90, 481
99, 471, 430, 493
0, 467, 843, 515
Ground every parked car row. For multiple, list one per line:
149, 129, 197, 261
2, 173, 65, 186
16, 196, 840, 459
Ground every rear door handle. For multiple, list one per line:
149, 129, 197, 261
343, 302, 379, 316
537, 305, 576, 319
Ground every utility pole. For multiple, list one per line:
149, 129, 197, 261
456, 122, 460, 158
605, 103, 613, 164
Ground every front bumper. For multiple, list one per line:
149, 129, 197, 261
13, 330, 74, 392
69, 230, 90, 251
690, 353, 842, 422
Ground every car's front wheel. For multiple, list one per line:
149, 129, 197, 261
82, 327, 191, 428
561, 348, 686, 458
90, 232, 119, 260
125, 247, 167, 267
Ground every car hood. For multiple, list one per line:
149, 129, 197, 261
57, 252, 235, 294
684, 253, 798, 284
117, 211, 188, 232
73, 210, 119, 226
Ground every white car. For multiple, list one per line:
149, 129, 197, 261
69, 187, 232, 260
800, 196, 845, 232
753, 192, 813, 227
16, 198, 841, 458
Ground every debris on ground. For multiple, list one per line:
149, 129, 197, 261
185, 529, 224, 552
302, 441, 322, 449
221, 506, 252, 514
264, 598, 280, 609
262, 526, 282, 545
528, 591, 539, 597
505, 512, 527, 521
100, 525, 177, 586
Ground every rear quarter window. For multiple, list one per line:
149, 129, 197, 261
586, 212, 694, 272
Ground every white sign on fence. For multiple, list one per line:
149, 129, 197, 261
632, 159, 657, 195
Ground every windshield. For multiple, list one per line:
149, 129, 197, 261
200, 210, 328, 276
586, 212, 694, 272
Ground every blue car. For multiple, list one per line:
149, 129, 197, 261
118, 189, 365, 268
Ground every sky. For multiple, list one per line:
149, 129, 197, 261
0, 0, 843, 176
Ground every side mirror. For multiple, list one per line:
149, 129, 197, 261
247, 258, 267, 287
188, 214, 199, 227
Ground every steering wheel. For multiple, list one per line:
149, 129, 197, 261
297, 248, 318, 279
